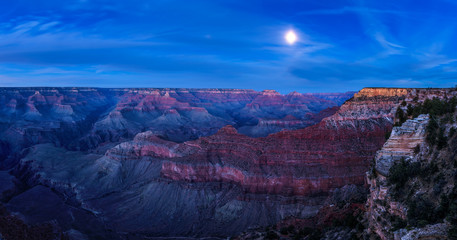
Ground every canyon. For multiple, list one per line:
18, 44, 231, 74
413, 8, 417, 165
1, 87, 455, 239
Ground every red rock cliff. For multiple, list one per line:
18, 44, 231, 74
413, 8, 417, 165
111, 88, 416, 196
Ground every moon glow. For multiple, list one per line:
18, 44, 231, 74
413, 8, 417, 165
285, 30, 297, 44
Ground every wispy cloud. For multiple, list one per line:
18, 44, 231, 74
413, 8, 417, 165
298, 6, 405, 16
373, 32, 405, 55
415, 53, 457, 70
38, 21, 60, 31
0, 0, 456, 91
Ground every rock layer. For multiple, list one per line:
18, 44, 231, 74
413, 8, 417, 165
366, 115, 429, 240
155, 87, 406, 195
3, 87, 455, 239
0, 88, 353, 158
0, 87, 355, 238
365, 88, 457, 240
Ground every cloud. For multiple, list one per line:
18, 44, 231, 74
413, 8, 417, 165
414, 53, 457, 70
38, 21, 60, 31
0, 75, 22, 85
374, 32, 404, 49
297, 6, 405, 16
289, 54, 457, 88
373, 32, 405, 55
10, 21, 41, 35
0, 0, 457, 92
0, 10, 290, 81
30, 67, 81, 75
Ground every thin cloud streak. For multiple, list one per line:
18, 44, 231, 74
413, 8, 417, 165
0, 0, 456, 92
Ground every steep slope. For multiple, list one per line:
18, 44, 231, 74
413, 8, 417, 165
366, 115, 430, 239
0, 87, 117, 168
159, 88, 406, 195
365, 94, 457, 240
9, 87, 457, 239
93, 88, 355, 141
0, 87, 354, 165
91, 89, 235, 143
2, 87, 410, 239
0, 87, 355, 239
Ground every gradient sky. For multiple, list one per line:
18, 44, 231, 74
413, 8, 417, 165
0, 0, 457, 92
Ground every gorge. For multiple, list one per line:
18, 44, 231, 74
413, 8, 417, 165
1, 87, 456, 239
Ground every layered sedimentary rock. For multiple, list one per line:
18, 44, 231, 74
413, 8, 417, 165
14, 143, 326, 238
28, 87, 402, 238
0, 87, 356, 238
157, 87, 407, 196
0, 88, 116, 168
5, 87, 454, 239
365, 88, 457, 240
375, 115, 429, 176
0, 87, 353, 164
366, 115, 429, 240
0, 87, 354, 166
303, 92, 355, 106
94, 88, 354, 141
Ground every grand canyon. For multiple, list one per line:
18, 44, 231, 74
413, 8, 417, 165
2, 87, 456, 239
2, 1, 457, 239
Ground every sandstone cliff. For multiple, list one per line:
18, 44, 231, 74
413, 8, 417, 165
365, 92, 457, 240
3, 87, 456, 239
366, 115, 430, 239
0, 87, 355, 239
157, 87, 406, 196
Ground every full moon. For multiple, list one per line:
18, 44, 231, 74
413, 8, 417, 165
285, 30, 297, 44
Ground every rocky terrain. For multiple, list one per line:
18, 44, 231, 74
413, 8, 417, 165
3, 87, 457, 239
231, 88, 457, 240
0, 88, 352, 153
157, 87, 408, 196
0, 87, 356, 239
366, 115, 431, 239
365, 91, 457, 240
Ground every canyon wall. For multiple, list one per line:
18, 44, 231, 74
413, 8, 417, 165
4, 87, 402, 238
0, 87, 352, 166
157, 87, 407, 195
366, 115, 430, 239
0, 87, 355, 238
365, 88, 457, 240
3, 87, 454, 239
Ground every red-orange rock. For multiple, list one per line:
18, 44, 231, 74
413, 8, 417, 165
111, 88, 416, 196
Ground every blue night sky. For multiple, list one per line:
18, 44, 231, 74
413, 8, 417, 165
0, 0, 457, 92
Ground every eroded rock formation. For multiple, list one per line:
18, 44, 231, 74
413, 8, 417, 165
366, 115, 430, 239
3, 87, 456, 239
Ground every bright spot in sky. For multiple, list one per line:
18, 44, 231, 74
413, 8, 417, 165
285, 30, 297, 44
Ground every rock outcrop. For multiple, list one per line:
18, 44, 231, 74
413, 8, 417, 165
0, 87, 116, 168
366, 115, 430, 240
365, 90, 457, 240
4, 87, 457, 239
374, 115, 429, 176
0, 87, 355, 239
0, 87, 353, 166
157, 87, 406, 195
